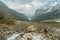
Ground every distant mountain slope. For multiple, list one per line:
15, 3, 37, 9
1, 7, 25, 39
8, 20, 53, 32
0, 1, 29, 21
32, 1, 60, 21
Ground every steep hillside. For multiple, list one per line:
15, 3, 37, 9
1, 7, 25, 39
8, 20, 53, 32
0, 9, 16, 25
0, 1, 29, 21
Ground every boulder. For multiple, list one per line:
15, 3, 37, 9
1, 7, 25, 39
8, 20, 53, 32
27, 25, 37, 32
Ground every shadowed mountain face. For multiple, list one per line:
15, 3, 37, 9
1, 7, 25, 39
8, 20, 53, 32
32, 2, 60, 21
0, 1, 29, 21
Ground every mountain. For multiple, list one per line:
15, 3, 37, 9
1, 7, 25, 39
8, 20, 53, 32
40, 18, 60, 22
32, 1, 60, 21
0, 1, 29, 21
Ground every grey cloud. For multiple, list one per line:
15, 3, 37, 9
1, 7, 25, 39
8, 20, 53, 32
0, 0, 32, 4
8, 0, 32, 4
19, 0, 32, 4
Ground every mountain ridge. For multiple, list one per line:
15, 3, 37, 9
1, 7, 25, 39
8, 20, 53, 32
32, 1, 60, 21
0, 1, 29, 21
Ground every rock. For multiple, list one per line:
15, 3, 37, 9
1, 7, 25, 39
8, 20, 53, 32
27, 37, 32, 40
20, 32, 24, 37
27, 25, 37, 32
44, 29, 48, 33
0, 35, 6, 40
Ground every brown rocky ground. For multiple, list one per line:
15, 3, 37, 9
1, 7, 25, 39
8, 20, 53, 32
0, 21, 60, 40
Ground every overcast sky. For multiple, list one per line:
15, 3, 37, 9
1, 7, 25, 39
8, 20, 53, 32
0, 0, 60, 18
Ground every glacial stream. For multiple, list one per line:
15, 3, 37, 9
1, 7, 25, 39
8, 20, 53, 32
7, 34, 20, 40
7, 33, 46, 40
